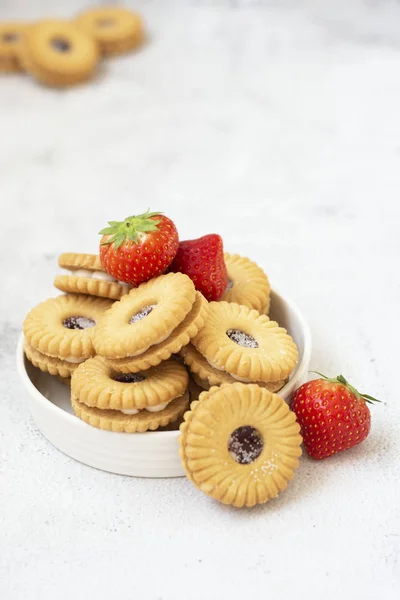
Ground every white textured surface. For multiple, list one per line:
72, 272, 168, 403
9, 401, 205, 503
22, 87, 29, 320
1, 1, 399, 599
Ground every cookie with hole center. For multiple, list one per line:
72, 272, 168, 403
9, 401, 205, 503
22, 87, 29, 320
192, 301, 298, 382
93, 272, 196, 359
55, 252, 131, 300
179, 383, 302, 507
75, 7, 144, 57
108, 292, 207, 373
19, 20, 99, 87
221, 253, 271, 314
23, 294, 112, 364
72, 390, 189, 433
71, 355, 188, 411
0, 22, 30, 72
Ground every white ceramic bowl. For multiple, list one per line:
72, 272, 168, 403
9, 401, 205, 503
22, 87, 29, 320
17, 290, 311, 478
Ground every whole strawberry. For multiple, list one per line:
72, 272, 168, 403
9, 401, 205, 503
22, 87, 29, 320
291, 373, 380, 460
168, 234, 228, 301
99, 210, 179, 286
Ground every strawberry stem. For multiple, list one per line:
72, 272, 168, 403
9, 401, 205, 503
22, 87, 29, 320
99, 209, 163, 249
310, 371, 381, 405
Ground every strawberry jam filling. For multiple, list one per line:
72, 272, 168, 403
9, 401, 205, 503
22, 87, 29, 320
113, 373, 145, 383
129, 305, 156, 324
51, 38, 71, 52
3, 32, 20, 43
62, 316, 96, 330
226, 329, 259, 348
228, 426, 263, 465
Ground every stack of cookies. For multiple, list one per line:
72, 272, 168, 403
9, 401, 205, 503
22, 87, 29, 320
1, 6, 145, 87
23, 258, 208, 433
23, 242, 304, 509
73, 271, 207, 432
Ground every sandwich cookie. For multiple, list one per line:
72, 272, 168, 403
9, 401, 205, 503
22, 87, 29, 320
76, 6, 144, 57
222, 253, 271, 314
192, 302, 298, 383
55, 252, 131, 300
23, 294, 112, 377
20, 20, 99, 87
179, 383, 302, 507
93, 272, 196, 360
0, 22, 30, 72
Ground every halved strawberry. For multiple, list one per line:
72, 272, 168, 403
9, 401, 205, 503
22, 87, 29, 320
168, 234, 228, 301
99, 210, 179, 286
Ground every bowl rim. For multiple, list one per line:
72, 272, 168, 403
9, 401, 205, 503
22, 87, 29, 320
16, 287, 312, 439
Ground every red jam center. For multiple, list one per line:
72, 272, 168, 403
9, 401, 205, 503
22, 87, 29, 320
63, 316, 95, 330
113, 373, 145, 383
226, 329, 259, 348
228, 426, 263, 464
129, 305, 156, 324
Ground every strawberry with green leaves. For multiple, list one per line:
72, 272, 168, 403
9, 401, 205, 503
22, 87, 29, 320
291, 373, 380, 460
99, 210, 179, 286
168, 234, 228, 301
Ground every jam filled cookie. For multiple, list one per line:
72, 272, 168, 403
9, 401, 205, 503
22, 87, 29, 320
55, 252, 130, 300
76, 7, 144, 57
181, 343, 286, 391
180, 343, 237, 387
20, 20, 99, 87
72, 390, 189, 433
71, 356, 188, 411
179, 383, 302, 508
93, 272, 196, 359
221, 253, 271, 314
23, 295, 112, 376
0, 22, 30, 72
109, 292, 207, 373
192, 302, 298, 383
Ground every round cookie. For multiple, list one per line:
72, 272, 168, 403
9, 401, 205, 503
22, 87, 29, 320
20, 20, 99, 87
23, 294, 112, 364
55, 252, 131, 300
71, 356, 188, 411
192, 302, 298, 383
180, 343, 237, 387
180, 344, 286, 391
221, 253, 271, 314
76, 7, 144, 57
25, 342, 79, 379
0, 22, 30, 72
93, 273, 196, 359
72, 390, 189, 433
179, 383, 302, 508
109, 292, 207, 373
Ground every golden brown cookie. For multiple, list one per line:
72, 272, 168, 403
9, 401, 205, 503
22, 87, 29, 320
93, 273, 196, 359
72, 390, 189, 433
180, 343, 286, 391
71, 356, 188, 411
193, 302, 298, 383
179, 383, 302, 508
55, 252, 131, 300
20, 20, 99, 87
76, 7, 144, 57
23, 294, 112, 362
221, 253, 271, 314
109, 292, 207, 373
24, 342, 78, 379
0, 22, 30, 72
180, 343, 237, 387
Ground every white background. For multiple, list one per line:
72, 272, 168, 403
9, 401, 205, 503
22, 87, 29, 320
1, 1, 399, 599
